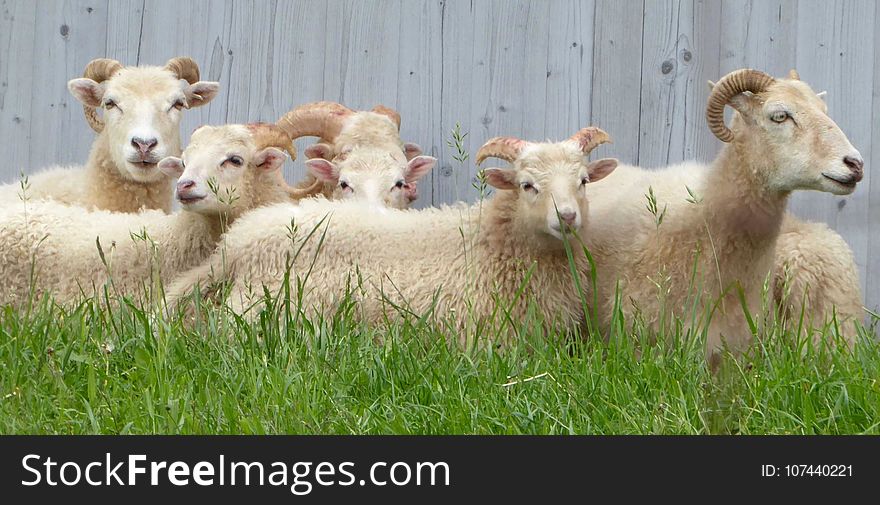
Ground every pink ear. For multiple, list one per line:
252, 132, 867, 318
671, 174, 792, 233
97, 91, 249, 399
403, 182, 419, 204
254, 147, 286, 171
67, 78, 104, 107
404, 155, 436, 183
587, 158, 618, 182
304, 143, 334, 160
157, 157, 185, 178
403, 142, 423, 161
482, 168, 517, 190
306, 158, 339, 182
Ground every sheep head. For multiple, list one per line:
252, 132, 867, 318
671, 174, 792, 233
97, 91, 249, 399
477, 128, 617, 241
281, 102, 430, 208
157, 123, 291, 218
305, 146, 435, 209
707, 68, 864, 196
67, 57, 220, 184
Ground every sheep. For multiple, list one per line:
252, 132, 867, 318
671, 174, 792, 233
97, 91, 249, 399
773, 214, 863, 342
582, 68, 864, 356
276, 102, 434, 208
166, 128, 619, 344
0, 123, 294, 306
0, 57, 220, 213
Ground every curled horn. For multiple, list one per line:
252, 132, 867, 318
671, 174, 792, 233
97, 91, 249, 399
371, 105, 401, 130
706, 68, 776, 142
81, 58, 123, 133
276, 101, 355, 142
569, 127, 612, 155
246, 122, 327, 200
164, 56, 201, 84
246, 122, 297, 160
286, 175, 325, 200
475, 137, 529, 165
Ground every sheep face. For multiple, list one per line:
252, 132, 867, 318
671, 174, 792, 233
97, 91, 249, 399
306, 147, 436, 209
157, 125, 286, 215
726, 78, 863, 196
68, 67, 219, 184
484, 144, 617, 241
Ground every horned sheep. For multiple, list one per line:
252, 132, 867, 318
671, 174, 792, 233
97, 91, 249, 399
278, 102, 435, 209
582, 69, 865, 356
166, 128, 618, 344
0, 57, 220, 214
0, 123, 294, 306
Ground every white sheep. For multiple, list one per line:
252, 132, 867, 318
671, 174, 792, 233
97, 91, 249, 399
582, 69, 865, 356
166, 128, 618, 343
0, 123, 294, 306
0, 57, 220, 213
773, 214, 863, 342
277, 102, 434, 208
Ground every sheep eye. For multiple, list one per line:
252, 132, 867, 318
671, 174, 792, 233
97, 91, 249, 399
394, 180, 405, 189
521, 182, 537, 193
580, 176, 589, 186
171, 99, 186, 111
770, 111, 789, 123
103, 99, 117, 110
339, 181, 350, 190
225, 156, 244, 167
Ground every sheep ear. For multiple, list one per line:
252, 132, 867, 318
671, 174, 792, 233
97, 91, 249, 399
306, 158, 339, 182
404, 156, 436, 183
728, 91, 761, 117
587, 158, 618, 182
158, 157, 185, 178
483, 168, 517, 190
254, 147, 286, 171
403, 142, 423, 160
183, 81, 220, 108
706, 80, 716, 91
304, 143, 333, 160
68, 78, 105, 107
402, 183, 419, 204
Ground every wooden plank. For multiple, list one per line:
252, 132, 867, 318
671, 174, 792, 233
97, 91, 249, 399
791, 0, 875, 299
0, 0, 36, 182
28, 0, 109, 170
719, 0, 798, 75
638, 0, 721, 168
269, 0, 329, 185
865, 1, 880, 311
438, 0, 549, 205
590, 0, 644, 166
437, 0, 481, 205
105, 0, 143, 64
396, 0, 442, 207
543, 0, 595, 142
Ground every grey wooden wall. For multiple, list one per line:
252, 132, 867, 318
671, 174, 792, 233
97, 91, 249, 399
0, 0, 878, 308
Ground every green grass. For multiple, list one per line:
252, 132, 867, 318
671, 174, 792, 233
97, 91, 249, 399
1, 291, 878, 434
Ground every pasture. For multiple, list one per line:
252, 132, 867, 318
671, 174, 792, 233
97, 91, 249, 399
1, 1, 878, 435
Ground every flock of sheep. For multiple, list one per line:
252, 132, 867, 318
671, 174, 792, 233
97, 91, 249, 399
0, 57, 867, 360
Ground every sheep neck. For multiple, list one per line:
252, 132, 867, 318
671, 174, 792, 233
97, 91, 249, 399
696, 142, 790, 292
85, 132, 175, 213
164, 211, 227, 268
703, 142, 789, 243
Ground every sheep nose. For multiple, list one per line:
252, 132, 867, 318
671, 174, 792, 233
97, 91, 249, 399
844, 155, 864, 181
131, 136, 158, 155
176, 179, 196, 194
558, 211, 577, 226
